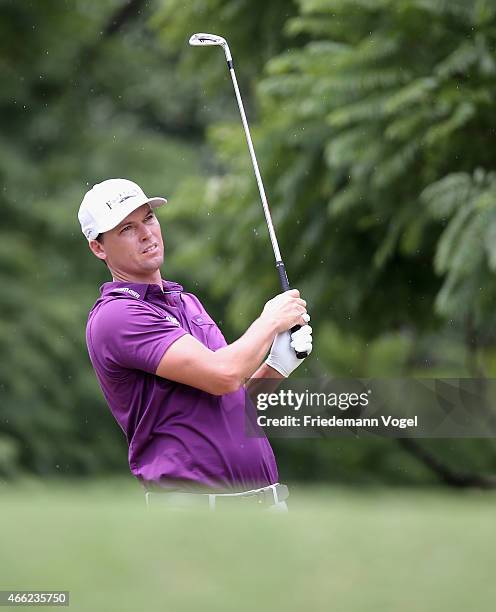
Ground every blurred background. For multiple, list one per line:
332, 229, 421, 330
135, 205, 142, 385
1, 1, 496, 609
2, 0, 496, 488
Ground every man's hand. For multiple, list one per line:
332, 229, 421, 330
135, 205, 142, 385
265, 324, 313, 378
260, 289, 308, 333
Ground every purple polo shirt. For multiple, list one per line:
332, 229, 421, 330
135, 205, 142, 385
86, 279, 278, 492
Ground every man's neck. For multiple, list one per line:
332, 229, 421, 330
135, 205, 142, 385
110, 271, 163, 292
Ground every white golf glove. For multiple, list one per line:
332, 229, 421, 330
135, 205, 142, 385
265, 324, 313, 378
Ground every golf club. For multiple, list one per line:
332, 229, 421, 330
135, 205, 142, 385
189, 32, 308, 358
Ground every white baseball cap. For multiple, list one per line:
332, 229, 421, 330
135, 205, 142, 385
78, 178, 167, 240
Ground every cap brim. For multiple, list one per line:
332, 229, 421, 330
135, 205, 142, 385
147, 197, 167, 208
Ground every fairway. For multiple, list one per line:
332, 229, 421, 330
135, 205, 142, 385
1, 480, 495, 612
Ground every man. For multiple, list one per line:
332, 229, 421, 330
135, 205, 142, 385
79, 178, 313, 511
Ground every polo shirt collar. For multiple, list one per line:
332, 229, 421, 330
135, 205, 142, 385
100, 279, 184, 301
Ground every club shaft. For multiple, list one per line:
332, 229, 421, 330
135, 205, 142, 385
227, 65, 283, 265
225, 49, 307, 357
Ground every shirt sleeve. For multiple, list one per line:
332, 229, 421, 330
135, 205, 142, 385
90, 299, 188, 375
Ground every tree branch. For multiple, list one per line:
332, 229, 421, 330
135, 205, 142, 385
102, 0, 150, 38
398, 437, 496, 489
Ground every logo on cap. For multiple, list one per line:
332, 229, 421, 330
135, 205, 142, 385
106, 188, 141, 210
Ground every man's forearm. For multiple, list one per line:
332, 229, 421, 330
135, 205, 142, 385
251, 363, 284, 380
214, 316, 277, 384
245, 362, 284, 395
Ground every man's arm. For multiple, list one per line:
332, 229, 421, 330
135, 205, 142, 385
251, 363, 284, 380
155, 290, 307, 395
245, 363, 285, 396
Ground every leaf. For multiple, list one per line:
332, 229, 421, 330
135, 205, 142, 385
421, 173, 473, 219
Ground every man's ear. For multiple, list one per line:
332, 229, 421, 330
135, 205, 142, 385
88, 239, 107, 263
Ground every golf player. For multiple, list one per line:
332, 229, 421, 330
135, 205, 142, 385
79, 178, 313, 510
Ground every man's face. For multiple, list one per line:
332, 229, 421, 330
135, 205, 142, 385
90, 204, 164, 276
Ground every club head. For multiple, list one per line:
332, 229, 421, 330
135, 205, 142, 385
189, 33, 227, 47
189, 32, 232, 63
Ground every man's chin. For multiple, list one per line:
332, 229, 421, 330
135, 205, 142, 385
139, 253, 164, 270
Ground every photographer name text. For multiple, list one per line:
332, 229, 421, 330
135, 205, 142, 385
257, 415, 418, 430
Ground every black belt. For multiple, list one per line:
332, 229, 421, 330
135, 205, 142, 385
145, 483, 289, 510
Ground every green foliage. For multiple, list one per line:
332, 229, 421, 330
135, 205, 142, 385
152, 0, 300, 83
3, 0, 496, 486
421, 169, 496, 323
0, 0, 204, 476
155, 0, 496, 486
170, 0, 496, 346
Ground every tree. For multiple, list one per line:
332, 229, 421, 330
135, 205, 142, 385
169, 0, 496, 337
159, 0, 496, 486
0, 0, 204, 476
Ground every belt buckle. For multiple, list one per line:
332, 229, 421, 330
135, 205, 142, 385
241, 489, 267, 507
258, 486, 277, 507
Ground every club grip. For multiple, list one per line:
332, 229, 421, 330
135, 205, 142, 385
276, 260, 290, 292
275, 261, 308, 359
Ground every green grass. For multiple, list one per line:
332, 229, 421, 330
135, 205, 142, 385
1, 479, 495, 612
